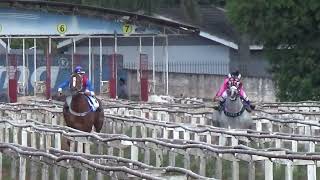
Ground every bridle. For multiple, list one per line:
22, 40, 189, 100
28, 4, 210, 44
69, 73, 83, 94
67, 73, 92, 116
224, 85, 245, 117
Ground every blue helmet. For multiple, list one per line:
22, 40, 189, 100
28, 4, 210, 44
74, 66, 85, 74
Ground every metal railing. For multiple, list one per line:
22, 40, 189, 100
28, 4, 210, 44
124, 61, 229, 75
123, 60, 271, 77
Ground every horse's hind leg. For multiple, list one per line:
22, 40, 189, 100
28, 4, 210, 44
94, 112, 104, 133
93, 100, 104, 133
61, 137, 70, 151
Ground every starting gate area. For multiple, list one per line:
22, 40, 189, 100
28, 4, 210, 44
0, 0, 199, 102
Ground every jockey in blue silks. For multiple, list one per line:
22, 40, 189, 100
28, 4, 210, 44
58, 66, 95, 96
58, 66, 100, 111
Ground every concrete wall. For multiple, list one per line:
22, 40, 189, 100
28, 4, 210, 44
126, 70, 276, 102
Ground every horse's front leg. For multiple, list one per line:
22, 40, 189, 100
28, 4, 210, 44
61, 136, 70, 151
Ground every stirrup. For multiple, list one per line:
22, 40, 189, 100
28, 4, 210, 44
96, 107, 102, 112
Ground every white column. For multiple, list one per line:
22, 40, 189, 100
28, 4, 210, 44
72, 38, 76, 70
7, 37, 10, 53
137, 37, 141, 84
139, 36, 142, 53
285, 161, 293, 180
308, 142, 316, 180
99, 37, 102, 93
19, 129, 27, 180
152, 36, 155, 94
49, 37, 51, 54
33, 38, 37, 96
22, 38, 25, 95
265, 159, 273, 180
165, 35, 169, 95
88, 38, 92, 81
114, 33, 118, 97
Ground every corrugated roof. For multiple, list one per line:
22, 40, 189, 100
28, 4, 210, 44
0, 0, 199, 34
0, 1, 256, 49
157, 6, 238, 44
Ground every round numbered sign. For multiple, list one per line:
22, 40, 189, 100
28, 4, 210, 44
122, 24, 133, 35
57, 24, 67, 34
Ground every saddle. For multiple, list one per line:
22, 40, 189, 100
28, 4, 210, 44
66, 73, 101, 115
86, 95, 100, 111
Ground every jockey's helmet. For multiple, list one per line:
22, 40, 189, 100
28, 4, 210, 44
231, 70, 239, 77
74, 66, 85, 74
229, 70, 241, 79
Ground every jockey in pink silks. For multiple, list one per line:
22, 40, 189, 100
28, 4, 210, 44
214, 70, 255, 111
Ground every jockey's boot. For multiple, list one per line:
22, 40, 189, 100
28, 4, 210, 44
243, 99, 255, 112
213, 97, 225, 111
219, 100, 225, 111
96, 107, 102, 112
63, 103, 69, 111
214, 98, 225, 111
250, 103, 256, 110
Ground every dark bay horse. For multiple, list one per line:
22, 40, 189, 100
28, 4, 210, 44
53, 73, 104, 150
63, 73, 104, 132
214, 85, 252, 129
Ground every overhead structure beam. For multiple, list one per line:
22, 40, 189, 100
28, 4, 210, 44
0, 0, 199, 34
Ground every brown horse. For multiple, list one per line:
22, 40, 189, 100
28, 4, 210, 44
62, 73, 104, 132
53, 73, 104, 150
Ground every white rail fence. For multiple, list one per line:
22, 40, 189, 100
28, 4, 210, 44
0, 99, 319, 179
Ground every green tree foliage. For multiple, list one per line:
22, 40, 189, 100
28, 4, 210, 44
226, 0, 320, 101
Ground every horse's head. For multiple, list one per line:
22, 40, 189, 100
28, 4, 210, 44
69, 73, 83, 95
228, 85, 239, 101
216, 84, 252, 128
